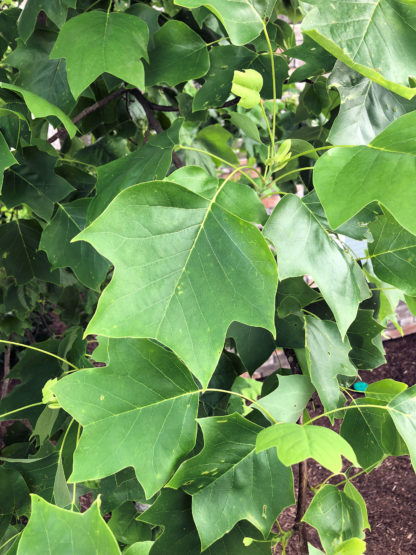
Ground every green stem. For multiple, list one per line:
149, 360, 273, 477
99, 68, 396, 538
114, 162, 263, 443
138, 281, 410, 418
285, 144, 357, 165
0, 340, 78, 370
260, 102, 273, 149
0, 401, 44, 420
202, 388, 277, 424
71, 423, 81, 510
267, 166, 315, 188
262, 22, 277, 180
0, 531, 22, 552
304, 403, 401, 426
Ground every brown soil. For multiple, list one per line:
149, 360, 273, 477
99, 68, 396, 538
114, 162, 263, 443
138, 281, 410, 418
277, 334, 416, 554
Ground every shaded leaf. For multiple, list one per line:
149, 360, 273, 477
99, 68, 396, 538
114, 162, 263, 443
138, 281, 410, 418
92, 468, 146, 514
347, 309, 385, 370
227, 322, 275, 374
344, 482, 370, 531
314, 111, 416, 235
53, 338, 199, 498
276, 277, 320, 318
258, 374, 315, 423
256, 423, 358, 474
169, 413, 294, 549
286, 35, 335, 82
50, 12, 149, 99
76, 179, 277, 386
196, 124, 239, 165
17, 495, 120, 555
388, 385, 416, 472
264, 194, 370, 337
301, 0, 416, 99
0, 468, 29, 518
108, 503, 151, 546
0, 131, 17, 187
17, 0, 76, 42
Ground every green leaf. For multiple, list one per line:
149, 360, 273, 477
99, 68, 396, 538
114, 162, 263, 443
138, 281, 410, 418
366, 379, 408, 402
0, 82, 77, 138
328, 62, 416, 145
17, 495, 120, 555
368, 210, 416, 296
0, 131, 17, 186
75, 180, 277, 387
314, 111, 416, 235
168, 413, 294, 549
286, 35, 335, 83
91, 468, 146, 514
264, 194, 370, 337
230, 112, 262, 144
50, 12, 149, 99
123, 543, 153, 555
347, 309, 385, 370
0, 220, 60, 285
258, 374, 315, 423
276, 277, 320, 318
174, 0, 276, 45
301, 0, 416, 99
17, 0, 76, 42
344, 482, 370, 531
231, 69, 263, 110
6, 30, 75, 113
302, 485, 364, 553
87, 120, 182, 223
52, 338, 199, 498
256, 423, 358, 474
227, 322, 275, 374
0, 468, 29, 518
108, 503, 151, 545
138, 489, 272, 554
145, 21, 209, 87
388, 385, 416, 472
333, 538, 366, 555
305, 317, 358, 412
196, 124, 239, 165
39, 199, 110, 291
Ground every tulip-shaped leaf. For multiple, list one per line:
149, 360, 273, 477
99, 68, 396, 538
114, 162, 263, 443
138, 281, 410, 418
388, 385, 416, 472
75, 180, 277, 386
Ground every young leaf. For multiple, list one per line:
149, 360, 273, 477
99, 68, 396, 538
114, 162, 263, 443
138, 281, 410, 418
75, 180, 277, 387
388, 385, 416, 472
174, 0, 275, 45
314, 111, 416, 236
365, 379, 408, 402
302, 0, 416, 99
17, 495, 120, 555
302, 485, 364, 553
0, 82, 77, 138
52, 338, 199, 498
50, 12, 149, 99
39, 199, 110, 291
256, 423, 358, 474
168, 413, 294, 549
231, 69, 263, 110
264, 194, 370, 337
145, 21, 209, 87
258, 374, 315, 423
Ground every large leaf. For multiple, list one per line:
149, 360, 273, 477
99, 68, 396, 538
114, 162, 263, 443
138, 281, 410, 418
264, 194, 370, 337
302, 485, 364, 553
1, 147, 73, 221
388, 385, 416, 472
256, 423, 358, 474
301, 0, 416, 99
368, 210, 416, 296
313, 111, 416, 236
50, 12, 149, 99
6, 30, 75, 113
0, 468, 29, 518
0, 82, 76, 138
0, 131, 17, 186
17, 0, 76, 42
145, 21, 209, 87
0, 220, 59, 285
258, 374, 315, 423
174, 0, 276, 45
17, 495, 120, 555
305, 317, 358, 412
87, 120, 182, 223
52, 338, 199, 498
76, 179, 277, 386
347, 309, 385, 370
39, 199, 110, 291
168, 413, 294, 549
328, 62, 416, 145
138, 489, 272, 554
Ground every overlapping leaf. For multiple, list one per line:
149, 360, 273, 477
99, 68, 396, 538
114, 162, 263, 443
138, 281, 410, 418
301, 0, 416, 99
52, 338, 199, 498
17, 0, 76, 42
347, 309, 385, 370
76, 178, 277, 386
264, 194, 370, 337
50, 12, 149, 98
314, 110, 416, 236
388, 385, 416, 472
168, 413, 294, 549
258, 374, 315, 423
0, 131, 17, 186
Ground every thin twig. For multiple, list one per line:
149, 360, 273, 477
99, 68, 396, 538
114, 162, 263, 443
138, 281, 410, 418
1, 340, 12, 400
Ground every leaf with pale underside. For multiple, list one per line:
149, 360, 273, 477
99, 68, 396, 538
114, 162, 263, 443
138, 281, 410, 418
314, 111, 416, 236
75, 179, 277, 387
301, 0, 416, 99
174, 0, 276, 45
256, 423, 358, 474
264, 194, 370, 337
50, 12, 149, 99
52, 338, 199, 498
168, 413, 294, 549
